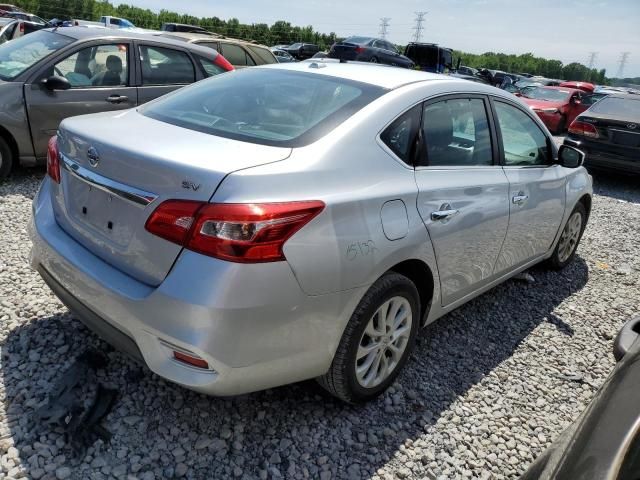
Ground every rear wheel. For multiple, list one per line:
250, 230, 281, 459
317, 272, 420, 403
546, 203, 586, 269
370, 56, 378, 63
0, 136, 14, 179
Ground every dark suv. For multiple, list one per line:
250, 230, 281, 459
328, 36, 413, 68
283, 42, 319, 60
404, 43, 452, 73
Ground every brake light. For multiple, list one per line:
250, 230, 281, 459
46, 136, 60, 183
355, 46, 365, 54
213, 54, 234, 72
568, 120, 599, 138
146, 200, 324, 263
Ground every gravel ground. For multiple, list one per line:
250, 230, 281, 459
0, 167, 638, 480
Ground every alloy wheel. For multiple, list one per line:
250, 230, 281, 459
557, 211, 582, 263
355, 296, 412, 388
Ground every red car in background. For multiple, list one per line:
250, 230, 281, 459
559, 81, 595, 93
520, 86, 589, 134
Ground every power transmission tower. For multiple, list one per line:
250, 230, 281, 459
412, 11, 428, 42
586, 52, 598, 69
379, 17, 391, 39
616, 52, 630, 78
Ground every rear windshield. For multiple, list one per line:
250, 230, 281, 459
0, 30, 73, 80
589, 97, 640, 119
139, 68, 386, 147
344, 37, 373, 45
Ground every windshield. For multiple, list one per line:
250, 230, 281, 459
0, 30, 73, 80
523, 87, 571, 102
119, 19, 135, 28
589, 97, 640, 119
139, 68, 385, 147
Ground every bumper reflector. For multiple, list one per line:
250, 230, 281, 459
173, 350, 209, 369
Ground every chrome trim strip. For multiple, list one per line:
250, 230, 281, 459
61, 156, 158, 207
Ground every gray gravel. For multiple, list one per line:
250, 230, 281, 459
0, 167, 639, 480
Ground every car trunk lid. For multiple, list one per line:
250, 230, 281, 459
52, 109, 291, 286
329, 42, 361, 60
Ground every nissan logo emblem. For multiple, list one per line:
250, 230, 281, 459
87, 147, 100, 167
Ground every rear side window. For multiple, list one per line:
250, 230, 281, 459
420, 98, 493, 167
380, 105, 421, 164
246, 45, 277, 65
220, 43, 254, 66
140, 45, 195, 85
139, 69, 385, 147
195, 55, 226, 78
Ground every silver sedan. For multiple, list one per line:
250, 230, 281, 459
29, 61, 592, 403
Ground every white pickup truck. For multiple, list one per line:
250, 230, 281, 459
74, 16, 136, 29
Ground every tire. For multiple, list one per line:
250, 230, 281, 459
0, 136, 14, 179
317, 272, 420, 403
546, 202, 587, 270
370, 56, 378, 63
555, 116, 566, 135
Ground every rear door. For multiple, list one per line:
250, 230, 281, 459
414, 95, 510, 306
24, 41, 136, 158
136, 43, 198, 103
490, 99, 566, 272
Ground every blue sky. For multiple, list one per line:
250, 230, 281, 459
115, 0, 640, 76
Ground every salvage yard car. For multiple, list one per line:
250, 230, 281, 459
29, 61, 592, 403
0, 27, 234, 178
565, 94, 640, 174
521, 86, 590, 134
329, 36, 414, 68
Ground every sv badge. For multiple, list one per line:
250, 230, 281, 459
182, 180, 201, 191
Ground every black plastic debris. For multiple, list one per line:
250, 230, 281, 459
34, 349, 117, 456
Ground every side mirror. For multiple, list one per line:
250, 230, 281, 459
613, 316, 640, 362
41, 75, 71, 91
573, 98, 581, 105
557, 144, 585, 168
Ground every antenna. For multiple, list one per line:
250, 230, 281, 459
586, 52, 598, 69
379, 17, 391, 39
616, 52, 630, 78
412, 11, 428, 42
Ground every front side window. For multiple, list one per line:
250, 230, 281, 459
140, 45, 195, 85
0, 30, 73, 80
54, 44, 128, 87
494, 101, 550, 166
380, 104, 421, 164
139, 69, 385, 147
420, 97, 493, 167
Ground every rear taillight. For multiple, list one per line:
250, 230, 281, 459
145, 200, 324, 263
568, 120, 599, 138
46, 136, 60, 183
213, 54, 234, 72
355, 46, 365, 54
19, 22, 24, 33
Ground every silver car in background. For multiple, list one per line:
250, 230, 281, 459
29, 62, 592, 403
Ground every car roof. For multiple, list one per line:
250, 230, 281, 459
257, 60, 495, 90
0, 17, 15, 25
157, 31, 268, 48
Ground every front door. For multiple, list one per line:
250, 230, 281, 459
24, 42, 136, 158
491, 100, 567, 272
414, 95, 510, 305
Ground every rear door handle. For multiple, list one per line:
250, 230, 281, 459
431, 203, 460, 221
106, 95, 128, 104
512, 194, 529, 205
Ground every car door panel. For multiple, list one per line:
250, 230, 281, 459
414, 95, 510, 306
24, 41, 136, 158
491, 99, 567, 272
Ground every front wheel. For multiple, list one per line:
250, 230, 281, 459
317, 272, 420, 403
369, 56, 378, 63
546, 203, 586, 269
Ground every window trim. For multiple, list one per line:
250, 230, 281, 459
416, 93, 500, 170
488, 96, 556, 168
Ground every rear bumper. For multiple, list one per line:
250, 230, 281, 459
565, 137, 640, 174
29, 178, 365, 396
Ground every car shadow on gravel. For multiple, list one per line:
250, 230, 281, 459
0, 257, 588, 479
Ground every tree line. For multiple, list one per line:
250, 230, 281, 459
13, 0, 610, 82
